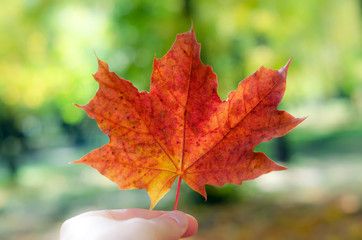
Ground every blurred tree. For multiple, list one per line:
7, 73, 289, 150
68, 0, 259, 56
0, 101, 26, 181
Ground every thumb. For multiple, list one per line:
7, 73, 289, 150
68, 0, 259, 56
148, 211, 188, 240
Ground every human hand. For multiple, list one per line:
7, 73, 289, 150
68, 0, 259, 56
60, 208, 198, 240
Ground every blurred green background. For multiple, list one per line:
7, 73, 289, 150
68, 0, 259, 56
1, 0, 361, 239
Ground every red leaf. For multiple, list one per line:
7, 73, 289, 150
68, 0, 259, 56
73, 28, 305, 209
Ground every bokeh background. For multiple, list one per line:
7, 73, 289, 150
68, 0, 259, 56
1, 0, 361, 239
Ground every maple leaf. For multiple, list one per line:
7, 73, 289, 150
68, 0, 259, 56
73, 28, 305, 209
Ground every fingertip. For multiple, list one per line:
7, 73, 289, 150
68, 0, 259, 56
182, 214, 198, 238
161, 211, 198, 238
164, 211, 188, 230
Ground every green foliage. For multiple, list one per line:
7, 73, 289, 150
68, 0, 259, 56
1, 0, 360, 116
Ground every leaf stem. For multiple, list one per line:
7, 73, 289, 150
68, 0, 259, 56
174, 176, 182, 210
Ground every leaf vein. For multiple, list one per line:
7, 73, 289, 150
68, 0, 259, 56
184, 77, 280, 172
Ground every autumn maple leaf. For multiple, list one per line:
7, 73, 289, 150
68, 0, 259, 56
73, 28, 305, 209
